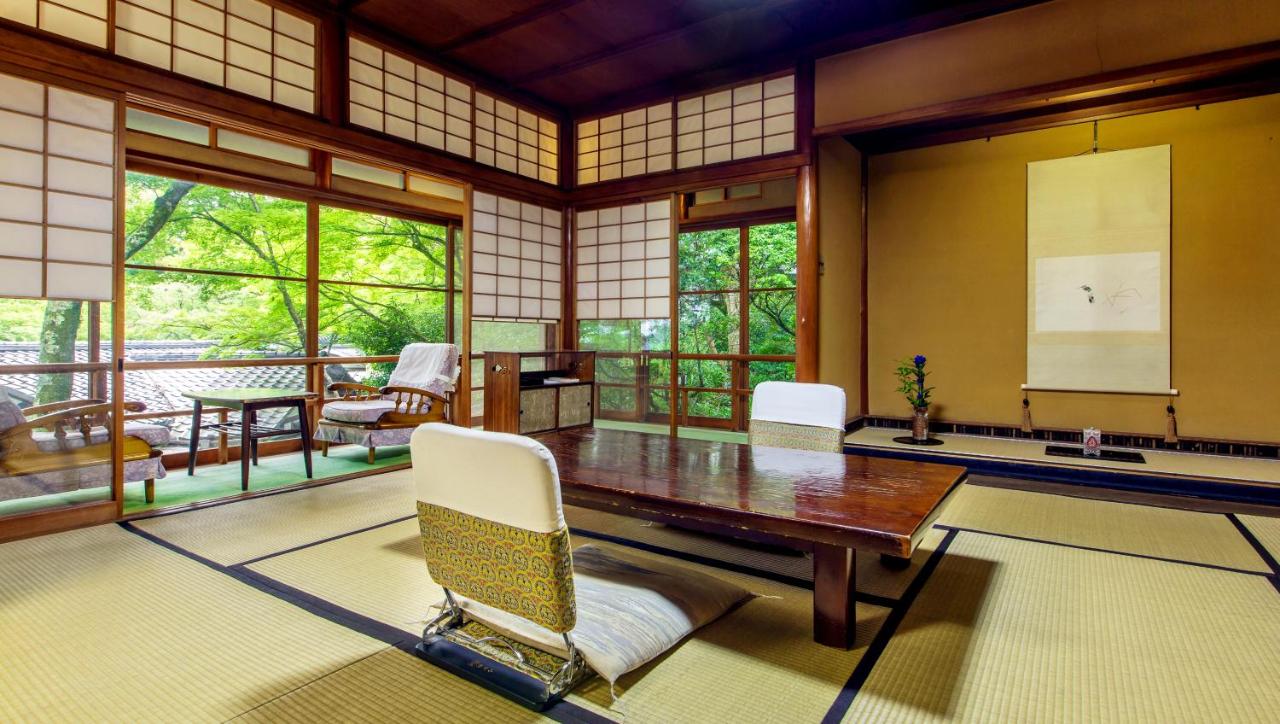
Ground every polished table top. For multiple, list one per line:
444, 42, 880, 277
537, 427, 967, 556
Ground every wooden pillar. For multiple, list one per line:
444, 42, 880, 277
317, 12, 346, 126
795, 164, 819, 382
456, 185, 473, 427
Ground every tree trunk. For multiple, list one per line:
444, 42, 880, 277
32, 179, 194, 404
35, 302, 83, 404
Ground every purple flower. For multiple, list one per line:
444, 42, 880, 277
913, 355, 927, 367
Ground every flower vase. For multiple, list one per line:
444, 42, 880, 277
911, 409, 929, 442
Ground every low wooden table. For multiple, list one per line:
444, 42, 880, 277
535, 427, 967, 649
181, 388, 319, 491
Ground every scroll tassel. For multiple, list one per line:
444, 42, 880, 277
1165, 404, 1178, 444
1021, 397, 1033, 434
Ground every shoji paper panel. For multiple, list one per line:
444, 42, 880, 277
472, 192, 561, 322
114, 0, 316, 113
676, 74, 794, 169
474, 93, 557, 184
0, 0, 108, 47
575, 199, 671, 320
576, 102, 672, 185
0, 72, 116, 300
348, 36, 472, 158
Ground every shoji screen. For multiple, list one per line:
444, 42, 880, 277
348, 36, 472, 158
576, 102, 672, 185
471, 192, 561, 322
0, 0, 109, 47
113, 0, 317, 112
0, 72, 116, 300
574, 199, 671, 320
676, 74, 794, 169
474, 93, 558, 184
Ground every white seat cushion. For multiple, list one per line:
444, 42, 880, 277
459, 544, 752, 684
321, 399, 400, 424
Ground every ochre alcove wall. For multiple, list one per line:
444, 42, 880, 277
866, 92, 1280, 441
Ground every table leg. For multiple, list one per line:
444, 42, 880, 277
240, 404, 252, 491
249, 408, 259, 466
186, 400, 202, 476
297, 400, 313, 478
813, 543, 857, 649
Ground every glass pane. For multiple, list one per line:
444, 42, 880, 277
599, 385, 636, 415
748, 360, 796, 390
748, 221, 797, 289
126, 108, 210, 145
648, 387, 671, 415
0, 298, 112, 370
318, 284, 446, 385
125, 172, 307, 279
678, 359, 732, 389
0, 370, 116, 517
597, 354, 636, 385
578, 319, 670, 352
318, 207, 448, 289
124, 269, 307, 358
471, 321, 551, 353
748, 290, 796, 355
216, 128, 311, 167
684, 391, 732, 420
678, 227, 739, 291
678, 293, 739, 354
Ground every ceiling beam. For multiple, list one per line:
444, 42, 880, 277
508, 0, 804, 87
433, 0, 591, 53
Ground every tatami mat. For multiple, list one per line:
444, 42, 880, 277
233, 648, 552, 723
1238, 514, 1280, 567
130, 469, 416, 565
246, 518, 890, 722
936, 484, 1271, 572
0, 525, 387, 723
564, 504, 945, 601
842, 531, 1280, 722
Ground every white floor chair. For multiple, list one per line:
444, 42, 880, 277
409, 423, 751, 709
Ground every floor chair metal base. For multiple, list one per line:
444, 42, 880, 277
413, 635, 570, 712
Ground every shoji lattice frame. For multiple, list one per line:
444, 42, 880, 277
347, 34, 473, 160
474, 92, 557, 185
676, 73, 795, 169
576, 102, 672, 186
112, 0, 317, 113
0, 0, 109, 47
0, 71, 118, 301
574, 198, 672, 320
471, 192, 562, 323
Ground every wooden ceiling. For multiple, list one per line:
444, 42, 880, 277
332, 0, 1046, 114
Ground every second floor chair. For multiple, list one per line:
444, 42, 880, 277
410, 423, 752, 710
748, 381, 847, 453
315, 343, 459, 463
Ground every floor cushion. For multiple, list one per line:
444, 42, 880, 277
320, 399, 400, 424
459, 543, 752, 685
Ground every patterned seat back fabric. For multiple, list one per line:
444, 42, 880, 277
387, 343, 460, 398
748, 419, 845, 453
410, 423, 577, 633
749, 381, 846, 454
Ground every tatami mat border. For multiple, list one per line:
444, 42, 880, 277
117, 521, 610, 724
935, 523, 1275, 578
821, 528, 959, 724
1227, 513, 1280, 595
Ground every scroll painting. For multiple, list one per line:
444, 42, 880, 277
1026, 145, 1170, 393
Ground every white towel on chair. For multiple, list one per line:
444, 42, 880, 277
387, 343, 459, 395
750, 381, 845, 430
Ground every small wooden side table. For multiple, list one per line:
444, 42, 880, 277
181, 388, 319, 491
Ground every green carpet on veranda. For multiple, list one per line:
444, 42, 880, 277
592, 418, 748, 444
0, 445, 411, 518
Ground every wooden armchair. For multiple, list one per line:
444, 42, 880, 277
0, 400, 168, 503
315, 343, 460, 463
